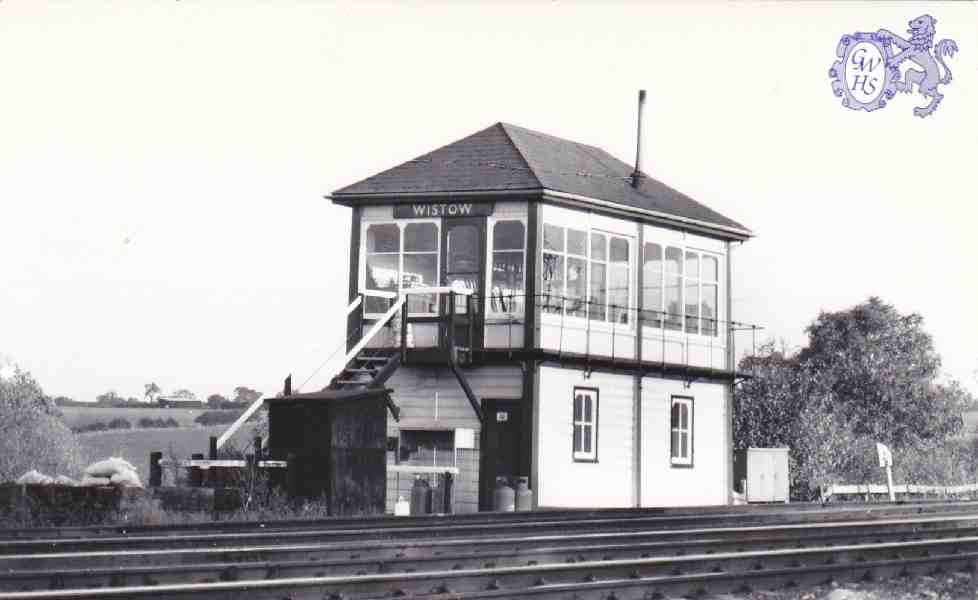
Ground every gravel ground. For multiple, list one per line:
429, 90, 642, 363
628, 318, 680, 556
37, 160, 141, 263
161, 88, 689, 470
706, 571, 978, 600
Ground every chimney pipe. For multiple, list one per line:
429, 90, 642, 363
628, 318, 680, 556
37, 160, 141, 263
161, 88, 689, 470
631, 89, 646, 188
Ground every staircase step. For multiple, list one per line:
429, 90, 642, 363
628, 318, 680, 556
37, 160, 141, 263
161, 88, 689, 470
345, 368, 378, 374
335, 380, 369, 386
356, 356, 390, 362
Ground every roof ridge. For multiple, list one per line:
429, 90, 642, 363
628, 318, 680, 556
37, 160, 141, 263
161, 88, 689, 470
500, 122, 604, 154
496, 122, 543, 189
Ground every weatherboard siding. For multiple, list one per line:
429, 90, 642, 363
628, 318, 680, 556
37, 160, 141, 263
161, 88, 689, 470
535, 365, 634, 508
640, 377, 728, 507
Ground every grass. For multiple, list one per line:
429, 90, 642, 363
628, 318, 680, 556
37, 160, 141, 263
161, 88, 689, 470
59, 406, 207, 429
77, 424, 258, 481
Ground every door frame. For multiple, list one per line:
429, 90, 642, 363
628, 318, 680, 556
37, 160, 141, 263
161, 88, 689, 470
440, 217, 486, 351
479, 398, 522, 511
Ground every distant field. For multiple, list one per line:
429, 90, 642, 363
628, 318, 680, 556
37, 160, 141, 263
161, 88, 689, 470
77, 425, 258, 481
59, 406, 207, 429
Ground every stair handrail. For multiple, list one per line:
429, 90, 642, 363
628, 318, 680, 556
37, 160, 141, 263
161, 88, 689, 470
341, 295, 406, 369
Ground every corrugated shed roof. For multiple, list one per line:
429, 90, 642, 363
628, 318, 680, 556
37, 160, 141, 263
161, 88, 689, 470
332, 122, 750, 236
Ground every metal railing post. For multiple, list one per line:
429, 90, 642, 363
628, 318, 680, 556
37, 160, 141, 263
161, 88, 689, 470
400, 295, 409, 363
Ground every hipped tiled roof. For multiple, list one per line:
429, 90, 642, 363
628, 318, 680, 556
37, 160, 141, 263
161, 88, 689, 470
332, 122, 751, 238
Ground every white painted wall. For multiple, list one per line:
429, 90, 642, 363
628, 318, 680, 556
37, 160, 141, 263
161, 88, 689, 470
535, 364, 635, 508
640, 377, 729, 506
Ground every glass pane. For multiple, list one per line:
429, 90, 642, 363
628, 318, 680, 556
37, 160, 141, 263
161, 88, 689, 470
703, 255, 718, 283
685, 281, 699, 334
589, 262, 607, 322
403, 254, 437, 313
665, 274, 682, 330
404, 222, 437, 252
493, 220, 525, 251
573, 424, 582, 452
543, 224, 564, 252
541, 253, 564, 314
447, 225, 478, 273
702, 283, 717, 336
665, 247, 682, 275
583, 396, 592, 422
671, 402, 679, 428
643, 243, 662, 328
567, 229, 587, 256
685, 251, 699, 280
681, 403, 689, 429
366, 254, 399, 291
574, 394, 583, 421
671, 431, 679, 458
590, 233, 606, 261
490, 251, 524, 313
681, 433, 688, 458
610, 237, 629, 262
446, 275, 477, 314
583, 425, 592, 453
566, 257, 587, 318
609, 264, 629, 325
366, 223, 400, 253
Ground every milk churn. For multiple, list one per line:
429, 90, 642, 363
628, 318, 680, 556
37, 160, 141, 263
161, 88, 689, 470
410, 475, 431, 515
394, 495, 410, 516
515, 476, 532, 511
493, 476, 515, 512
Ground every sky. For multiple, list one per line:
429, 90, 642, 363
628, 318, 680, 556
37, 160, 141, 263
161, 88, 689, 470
1, 1, 976, 402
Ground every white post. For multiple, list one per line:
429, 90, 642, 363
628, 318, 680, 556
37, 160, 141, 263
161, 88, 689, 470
885, 465, 895, 502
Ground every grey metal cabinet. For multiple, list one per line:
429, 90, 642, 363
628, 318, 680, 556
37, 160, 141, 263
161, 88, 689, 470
733, 448, 789, 503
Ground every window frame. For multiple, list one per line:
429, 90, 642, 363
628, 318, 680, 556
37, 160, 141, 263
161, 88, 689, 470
541, 222, 635, 329
669, 395, 694, 468
642, 242, 722, 338
361, 218, 442, 318
572, 386, 599, 463
486, 217, 527, 319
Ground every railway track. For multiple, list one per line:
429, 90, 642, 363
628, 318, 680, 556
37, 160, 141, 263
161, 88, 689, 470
1, 502, 976, 599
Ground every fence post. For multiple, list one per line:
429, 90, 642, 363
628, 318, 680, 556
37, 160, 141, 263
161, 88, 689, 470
149, 452, 162, 488
189, 453, 204, 487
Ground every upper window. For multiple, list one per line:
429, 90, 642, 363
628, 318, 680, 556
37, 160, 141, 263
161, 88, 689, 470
364, 221, 439, 314
489, 220, 526, 315
643, 243, 719, 336
573, 387, 598, 461
542, 224, 632, 325
670, 396, 693, 466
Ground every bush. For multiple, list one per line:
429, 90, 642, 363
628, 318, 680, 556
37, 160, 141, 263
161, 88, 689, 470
107, 417, 131, 430
0, 368, 84, 483
194, 411, 242, 427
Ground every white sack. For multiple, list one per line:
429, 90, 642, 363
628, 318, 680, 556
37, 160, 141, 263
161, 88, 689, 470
16, 470, 53, 485
84, 457, 137, 478
79, 475, 112, 487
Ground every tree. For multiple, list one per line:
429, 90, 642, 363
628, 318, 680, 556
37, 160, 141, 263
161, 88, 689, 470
233, 386, 261, 404
95, 391, 123, 406
734, 297, 974, 496
172, 389, 197, 401
207, 393, 228, 409
143, 382, 161, 404
0, 365, 83, 481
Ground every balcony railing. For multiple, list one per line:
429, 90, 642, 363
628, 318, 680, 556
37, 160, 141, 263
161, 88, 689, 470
355, 290, 762, 377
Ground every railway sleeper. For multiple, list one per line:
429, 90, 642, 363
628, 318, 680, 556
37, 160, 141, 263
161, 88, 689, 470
3, 519, 978, 580
3, 537, 978, 599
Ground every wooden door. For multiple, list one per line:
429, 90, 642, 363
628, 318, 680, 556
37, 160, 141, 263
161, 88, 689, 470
479, 399, 522, 510
441, 218, 485, 352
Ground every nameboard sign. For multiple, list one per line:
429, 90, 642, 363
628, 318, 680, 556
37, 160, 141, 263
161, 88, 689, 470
393, 202, 494, 218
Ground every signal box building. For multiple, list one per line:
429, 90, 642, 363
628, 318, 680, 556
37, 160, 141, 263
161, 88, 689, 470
327, 120, 754, 512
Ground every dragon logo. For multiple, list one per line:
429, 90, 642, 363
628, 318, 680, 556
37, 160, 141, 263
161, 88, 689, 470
830, 15, 958, 117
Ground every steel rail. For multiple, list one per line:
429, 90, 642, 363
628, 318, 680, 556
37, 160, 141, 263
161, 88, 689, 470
4, 500, 974, 541
2, 536, 978, 599
6, 505, 978, 556
4, 512, 977, 573
3, 520, 978, 592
